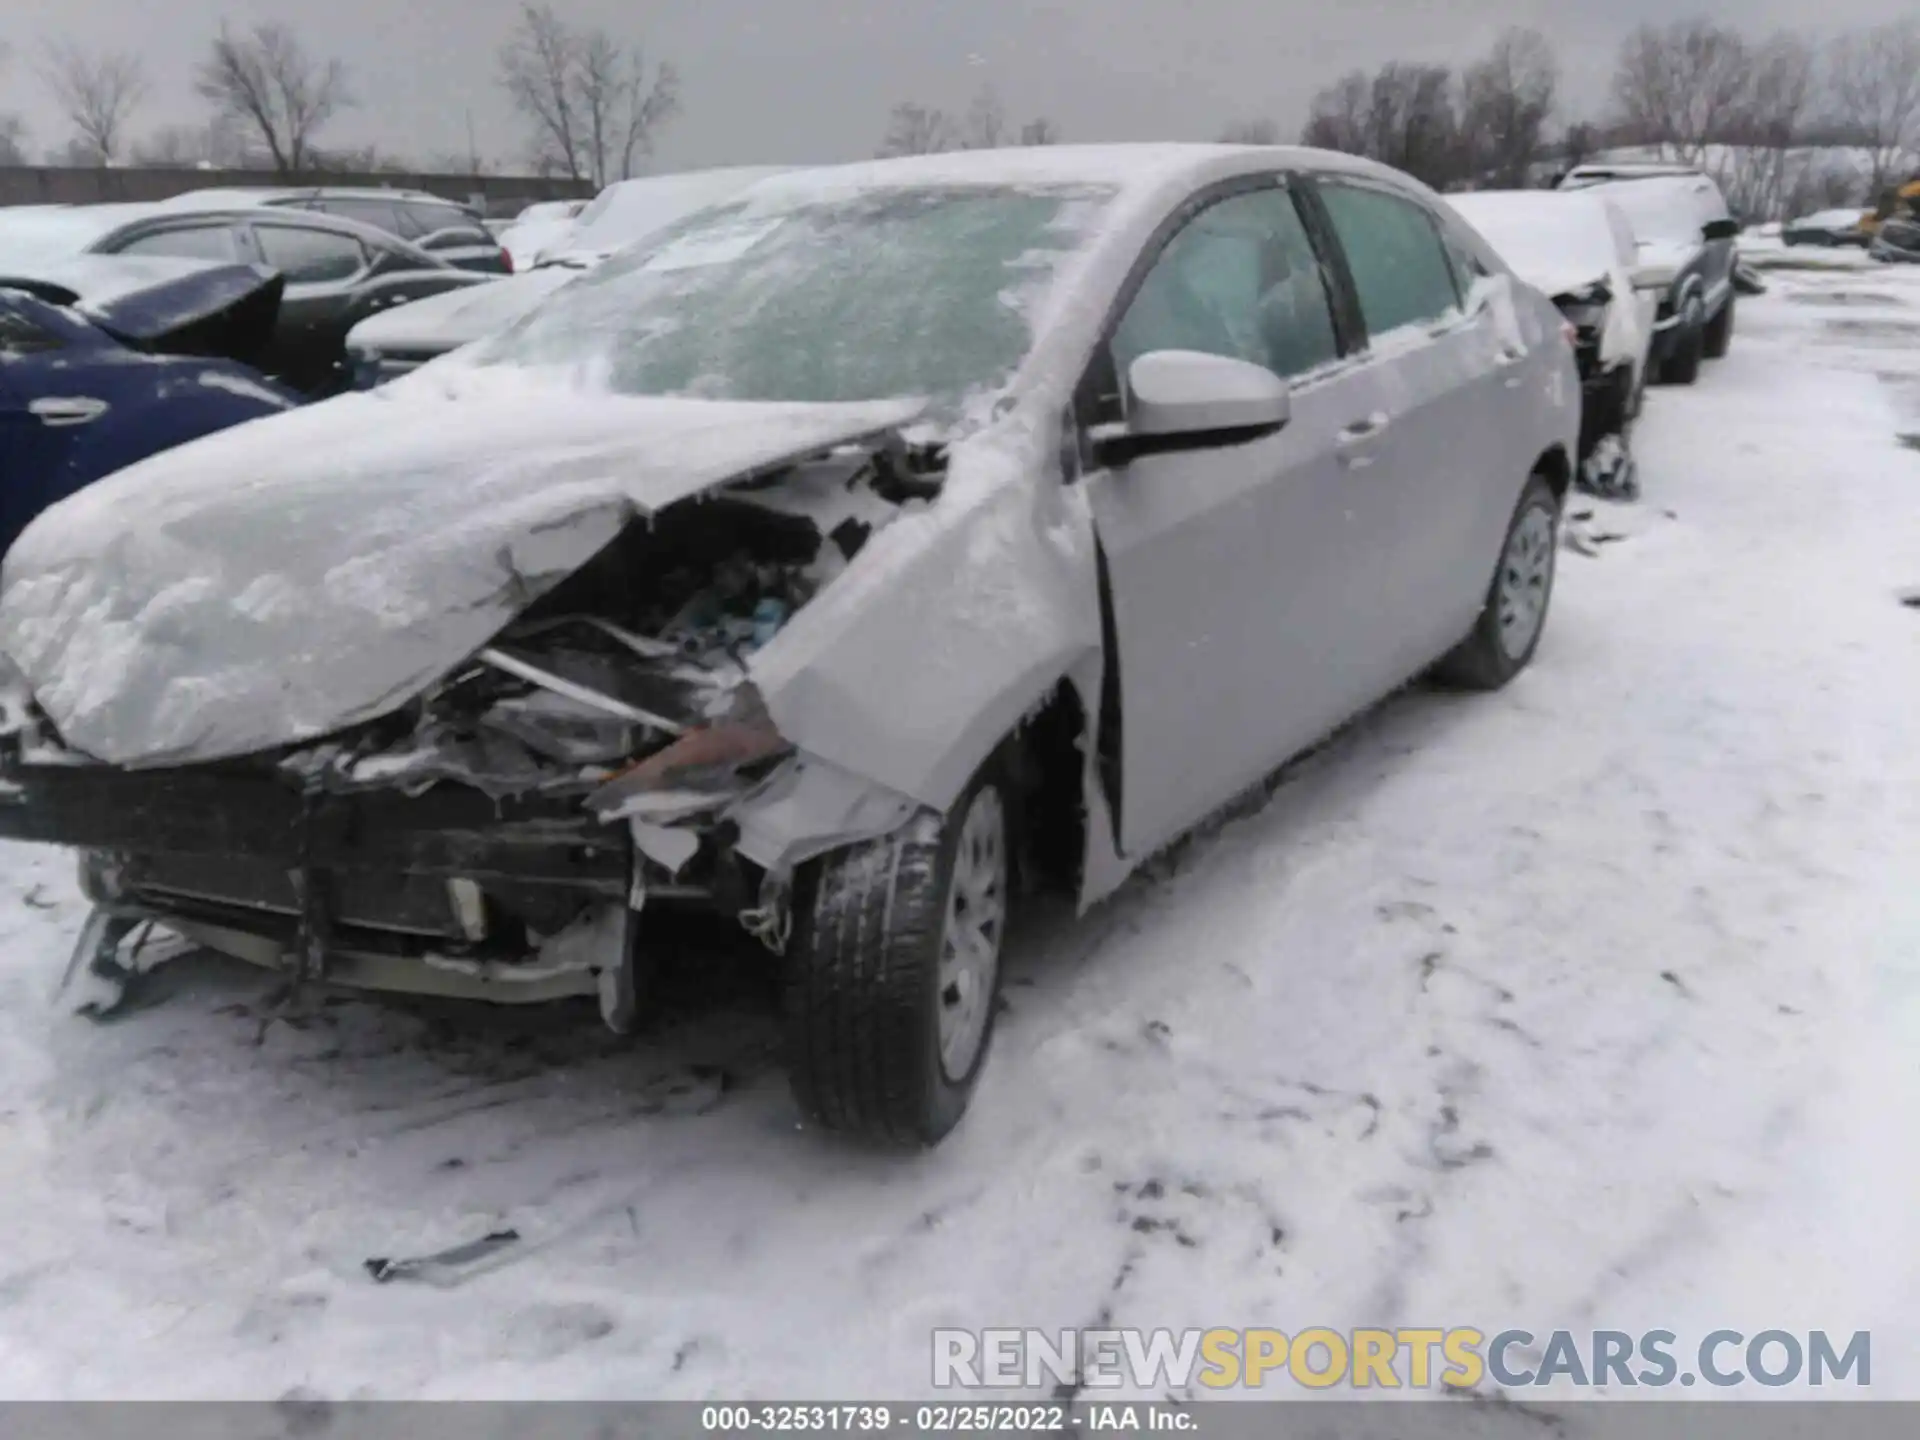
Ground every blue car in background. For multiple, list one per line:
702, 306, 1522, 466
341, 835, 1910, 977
0, 255, 299, 557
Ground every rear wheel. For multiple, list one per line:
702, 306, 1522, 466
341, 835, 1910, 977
1433, 473, 1560, 692
1701, 295, 1735, 359
783, 766, 1010, 1148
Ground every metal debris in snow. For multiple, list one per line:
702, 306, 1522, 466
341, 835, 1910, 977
364, 1228, 521, 1284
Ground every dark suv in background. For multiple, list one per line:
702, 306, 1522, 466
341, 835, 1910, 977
153, 187, 512, 275
1559, 163, 1740, 386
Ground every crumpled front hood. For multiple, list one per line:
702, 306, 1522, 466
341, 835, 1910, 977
0, 365, 922, 767
346, 267, 582, 354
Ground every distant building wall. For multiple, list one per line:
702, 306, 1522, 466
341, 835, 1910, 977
0, 166, 595, 216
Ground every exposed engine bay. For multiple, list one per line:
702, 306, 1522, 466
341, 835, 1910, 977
3, 433, 953, 1023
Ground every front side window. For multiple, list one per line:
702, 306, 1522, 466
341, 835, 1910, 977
0, 303, 62, 355
114, 225, 239, 262
1110, 185, 1341, 385
472, 184, 1114, 416
254, 225, 366, 284
1317, 183, 1462, 339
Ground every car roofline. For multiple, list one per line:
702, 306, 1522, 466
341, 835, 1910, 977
95, 206, 451, 264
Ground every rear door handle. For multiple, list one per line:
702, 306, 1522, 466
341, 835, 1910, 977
28, 396, 108, 426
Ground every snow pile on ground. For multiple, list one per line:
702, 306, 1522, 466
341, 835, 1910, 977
0, 258, 1917, 1402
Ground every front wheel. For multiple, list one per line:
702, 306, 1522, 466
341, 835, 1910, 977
1432, 473, 1560, 692
1659, 299, 1706, 385
783, 768, 1011, 1147
1701, 295, 1735, 359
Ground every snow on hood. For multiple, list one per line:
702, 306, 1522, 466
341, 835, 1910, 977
1446, 192, 1619, 300
346, 266, 582, 354
0, 367, 923, 767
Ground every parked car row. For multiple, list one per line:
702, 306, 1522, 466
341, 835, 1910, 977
0, 144, 1744, 1149
0, 203, 491, 395
345, 167, 792, 385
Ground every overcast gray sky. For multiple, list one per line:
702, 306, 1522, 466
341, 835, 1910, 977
7, 0, 1916, 170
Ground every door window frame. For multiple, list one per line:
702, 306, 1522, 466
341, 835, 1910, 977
1296, 176, 1472, 348
246, 220, 372, 287
1073, 172, 1364, 436
107, 219, 245, 264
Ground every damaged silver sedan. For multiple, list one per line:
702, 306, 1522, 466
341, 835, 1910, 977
0, 146, 1579, 1146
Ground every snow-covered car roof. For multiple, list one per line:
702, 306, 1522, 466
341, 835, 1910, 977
0, 203, 160, 270
1447, 190, 1634, 299
737, 143, 1394, 202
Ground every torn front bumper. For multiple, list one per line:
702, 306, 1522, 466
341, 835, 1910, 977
0, 732, 925, 1009
0, 747, 692, 1004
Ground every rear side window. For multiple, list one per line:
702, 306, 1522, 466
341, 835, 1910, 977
1317, 183, 1462, 339
255, 224, 366, 283
317, 197, 405, 235
114, 225, 240, 262
396, 201, 469, 239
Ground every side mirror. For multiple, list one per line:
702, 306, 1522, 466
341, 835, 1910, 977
1093, 350, 1290, 467
1702, 218, 1739, 242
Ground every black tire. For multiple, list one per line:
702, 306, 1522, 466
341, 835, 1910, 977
1701, 295, 1735, 359
1659, 318, 1704, 385
783, 763, 1011, 1148
1432, 472, 1560, 692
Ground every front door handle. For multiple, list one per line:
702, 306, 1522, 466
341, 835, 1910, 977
29, 396, 108, 426
1336, 412, 1390, 469
1495, 345, 1527, 367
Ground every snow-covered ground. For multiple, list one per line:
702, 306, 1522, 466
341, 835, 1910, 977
0, 255, 1917, 1403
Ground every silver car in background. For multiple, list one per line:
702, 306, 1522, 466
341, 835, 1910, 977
0, 145, 1578, 1148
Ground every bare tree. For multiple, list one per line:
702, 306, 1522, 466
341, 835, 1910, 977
39, 41, 147, 164
874, 87, 1051, 157
1460, 28, 1557, 187
876, 101, 959, 157
131, 123, 212, 166
1716, 32, 1818, 220
1300, 71, 1372, 154
498, 3, 679, 188
0, 42, 27, 165
1371, 64, 1464, 187
1219, 117, 1282, 144
1559, 119, 1599, 175
1610, 20, 1753, 165
962, 86, 1007, 149
194, 22, 351, 176
1827, 19, 1920, 198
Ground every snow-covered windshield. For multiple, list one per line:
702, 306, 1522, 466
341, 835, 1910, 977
0, 207, 138, 271
479, 183, 1115, 412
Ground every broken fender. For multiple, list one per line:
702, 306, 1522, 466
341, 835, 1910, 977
750, 409, 1104, 817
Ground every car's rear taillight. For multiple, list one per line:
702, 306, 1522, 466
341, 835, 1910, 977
500, 247, 513, 273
